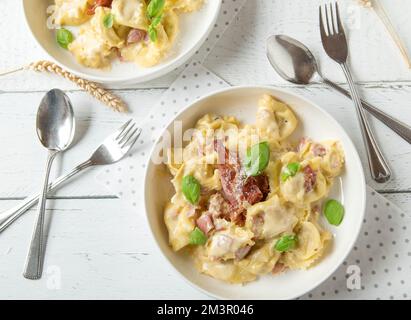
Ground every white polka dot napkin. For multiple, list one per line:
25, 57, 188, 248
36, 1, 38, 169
300, 187, 410, 300
96, 64, 410, 300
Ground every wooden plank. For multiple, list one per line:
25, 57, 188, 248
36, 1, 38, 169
205, 0, 411, 85
0, 84, 410, 199
0, 198, 210, 299
1, 0, 411, 92
0, 89, 164, 198
0, 192, 409, 299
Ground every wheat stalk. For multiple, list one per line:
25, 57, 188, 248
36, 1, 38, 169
0, 60, 128, 112
359, 0, 411, 68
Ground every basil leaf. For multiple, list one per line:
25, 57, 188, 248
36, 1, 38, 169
281, 162, 301, 182
151, 14, 162, 27
182, 175, 201, 205
147, 0, 165, 18
274, 235, 298, 252
324, 199, 344, 226
56, 28, 74, 49
243, 142, 270, 177
103, 13, 114, 28
189, 227, 207, 245
148, 25, 158, 42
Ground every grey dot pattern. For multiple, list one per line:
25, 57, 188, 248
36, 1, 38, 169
300, 186, 411, 300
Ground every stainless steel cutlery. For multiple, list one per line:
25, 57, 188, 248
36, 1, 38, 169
23, 89, 75, 280
0, 119, 141, 235
319, 2, 391, 183
266, 34, 411, 145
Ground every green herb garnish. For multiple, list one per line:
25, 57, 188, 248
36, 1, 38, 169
182, 175, 201, 205
147, 0, 165, 42
324, 199, 345, 226
243, 142, 270, 177
147, 0, 165, 18
148, 24, 158, 42
281, 162, 301, 182
189, 227, 207, 245
56, 28, 74, 49
103, 13, 114, 28
274, 235, 298, 252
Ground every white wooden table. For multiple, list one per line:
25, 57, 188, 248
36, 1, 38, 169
0, 0, 410, 299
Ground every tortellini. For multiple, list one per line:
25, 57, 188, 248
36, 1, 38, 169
50, 0, 203, 69
281, 220, 331, 269
111, 0, 149, 30
166, 0, 204, 13
164, 203, 196, 251
246, 195, 298, 240
68, 7, 124, 69
53, 0, 92, 26
256, 94, 298, 141
164, 95, 346, 284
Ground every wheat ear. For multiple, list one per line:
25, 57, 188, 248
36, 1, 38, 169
28, 61, 128, 112
0, 60, 128, 112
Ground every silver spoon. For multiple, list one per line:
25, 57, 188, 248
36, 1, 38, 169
267, 34, 411, 144
23, 89, 75, 280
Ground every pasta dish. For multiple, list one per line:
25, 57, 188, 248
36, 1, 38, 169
164, 94, 346, 284
50, 0, 203, 69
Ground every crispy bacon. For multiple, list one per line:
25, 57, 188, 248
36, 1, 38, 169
214, 140, 270, 206
87, 0, 113, 15
303, 165, 317, 193
242, 175, 270, 205
207, 193, 246, 227
214, 140, 241, 206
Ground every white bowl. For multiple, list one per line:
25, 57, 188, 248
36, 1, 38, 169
144, 86, 366, 300
22, 0, 221, 85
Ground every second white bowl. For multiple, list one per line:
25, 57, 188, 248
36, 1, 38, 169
22, 0, 221, 85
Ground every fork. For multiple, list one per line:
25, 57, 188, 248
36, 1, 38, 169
320, 2, 391, 183
0, 119, 141, 233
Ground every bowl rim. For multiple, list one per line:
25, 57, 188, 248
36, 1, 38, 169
143, 85, 367, 300
21, 0, 222, 84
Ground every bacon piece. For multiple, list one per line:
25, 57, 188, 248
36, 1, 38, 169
207, 193, 246, 227
214, 140, 270, 208
113, 48, 126, 62
87, 0, 113, 15
312, 143, 326, 157
235, 245, 252, 260
272, 263, 287, 275
127, 29, 147, 44
214, 140, 241, 206
213, 140, 270, 226
196, 214, 214, 235
241, 175, 270, 205
303, 165, 317, 193
251, 214, 264, 236
230, 207, 246, 227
